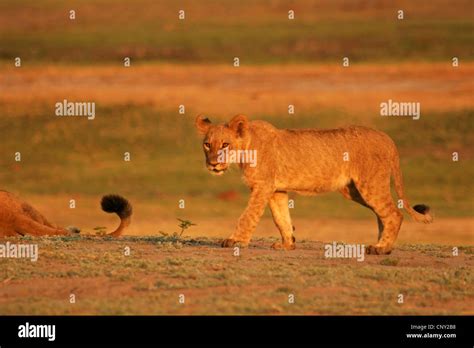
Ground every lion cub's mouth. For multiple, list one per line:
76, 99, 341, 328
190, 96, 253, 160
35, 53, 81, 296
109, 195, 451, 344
209, 168, 226, 175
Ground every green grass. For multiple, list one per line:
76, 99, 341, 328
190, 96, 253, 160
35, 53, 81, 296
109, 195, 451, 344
0, 0, 472, 64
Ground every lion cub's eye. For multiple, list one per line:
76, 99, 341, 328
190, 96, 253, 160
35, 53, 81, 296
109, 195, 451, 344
222, 143, 229, 148
203, 142, 211, 150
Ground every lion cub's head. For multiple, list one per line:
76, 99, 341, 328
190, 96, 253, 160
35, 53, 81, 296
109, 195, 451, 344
195, 114, 249, 175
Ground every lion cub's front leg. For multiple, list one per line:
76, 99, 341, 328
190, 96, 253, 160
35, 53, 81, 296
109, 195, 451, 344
221, 186, 273, 248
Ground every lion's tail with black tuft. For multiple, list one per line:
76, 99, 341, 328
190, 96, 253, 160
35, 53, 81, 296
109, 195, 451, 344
101, 194, 133, 237
391, 156, 433, 224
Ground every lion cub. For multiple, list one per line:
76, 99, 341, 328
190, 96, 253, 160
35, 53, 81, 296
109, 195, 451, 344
0, 191, 132, 237
195, 114, 432, 255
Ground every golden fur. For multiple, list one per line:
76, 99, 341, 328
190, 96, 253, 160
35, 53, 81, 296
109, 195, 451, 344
0, 191, 132, 237
196, 114, 433, 254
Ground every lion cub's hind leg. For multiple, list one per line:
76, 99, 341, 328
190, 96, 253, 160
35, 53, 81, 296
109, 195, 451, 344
15, 201, 70, 236
268, 192, 296, 250
21, 202, 57, 228
352, 178, 403, 255
14, 214, 69, 236
339, 182, 384, 241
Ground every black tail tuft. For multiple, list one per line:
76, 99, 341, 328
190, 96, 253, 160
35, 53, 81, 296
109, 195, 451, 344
413, 204, 430, 215
101, 194, 132, 219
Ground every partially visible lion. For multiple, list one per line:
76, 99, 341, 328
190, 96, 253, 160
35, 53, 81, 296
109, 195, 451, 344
0, 191, 132, 237
195, 114, 433, 255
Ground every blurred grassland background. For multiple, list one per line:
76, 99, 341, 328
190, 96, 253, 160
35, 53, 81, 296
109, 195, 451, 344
0, 0, 472, 237
0, 0, 473, 64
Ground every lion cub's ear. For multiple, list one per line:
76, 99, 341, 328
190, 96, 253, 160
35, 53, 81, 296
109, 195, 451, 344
228, 114, 249, 137
195, 114, 212, 135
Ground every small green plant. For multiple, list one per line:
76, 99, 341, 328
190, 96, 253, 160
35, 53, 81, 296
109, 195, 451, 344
158, 218, 196, 240
177, 218, 197, 237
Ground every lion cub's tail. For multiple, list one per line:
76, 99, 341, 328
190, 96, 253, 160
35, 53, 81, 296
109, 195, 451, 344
101, 194, 133, 237
391, 157, 433, 224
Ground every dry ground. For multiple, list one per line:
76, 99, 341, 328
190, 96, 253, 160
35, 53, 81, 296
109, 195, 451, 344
0, 235, 472, 315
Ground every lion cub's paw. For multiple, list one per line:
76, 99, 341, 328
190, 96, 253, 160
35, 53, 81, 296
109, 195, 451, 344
366, 244, 392, 255
271, 241, 296, 250
221, 238, 248, 248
